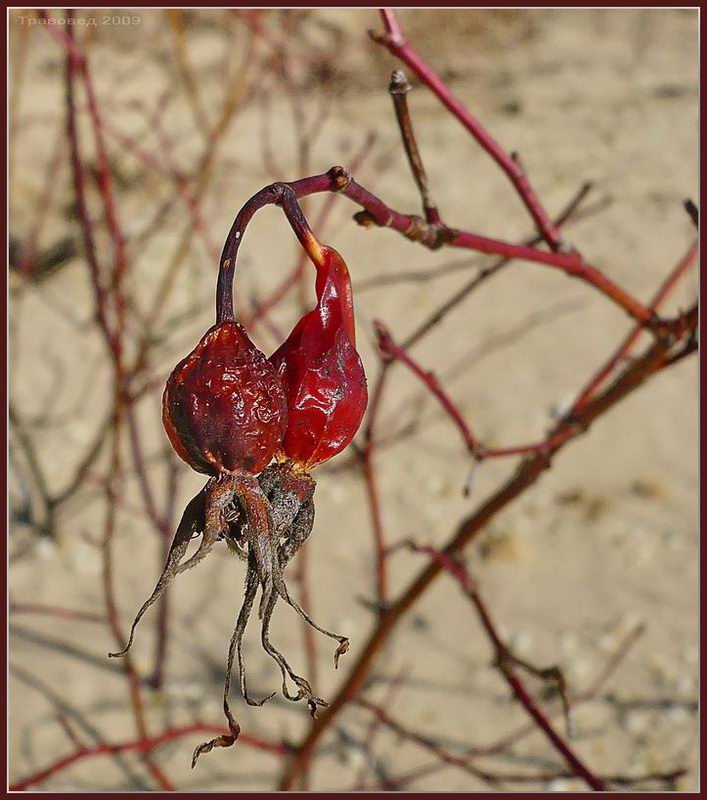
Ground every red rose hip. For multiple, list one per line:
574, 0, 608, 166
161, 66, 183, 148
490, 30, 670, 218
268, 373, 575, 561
163, 320, 288, 475
270, 242, 367, 468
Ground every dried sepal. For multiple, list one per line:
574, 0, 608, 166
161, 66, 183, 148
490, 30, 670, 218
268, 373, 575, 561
109, 485, 208, 659
191, 703, 241, 769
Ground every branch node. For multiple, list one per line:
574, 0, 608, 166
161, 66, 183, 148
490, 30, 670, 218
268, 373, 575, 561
327, 166, 352, 192
368, 29, 402, 50
353, 210, 377, 228
389, 69, 412, 95
402, 215, 428, 242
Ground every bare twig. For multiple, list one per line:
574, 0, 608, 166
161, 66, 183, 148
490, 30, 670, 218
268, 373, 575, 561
372, 9, 565, 250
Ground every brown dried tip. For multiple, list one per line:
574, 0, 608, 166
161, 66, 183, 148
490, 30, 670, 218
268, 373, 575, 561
333, 638, 350, 669
389, 69, 411, 95
353, 210, 376, 228
108, 486, 208, 659
192, 713, 240, 769
190, 462, 350, 768
327, 165, 351, 192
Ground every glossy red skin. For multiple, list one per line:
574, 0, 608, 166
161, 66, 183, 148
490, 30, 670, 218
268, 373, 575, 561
163, 321, 288, 476
270, 246, 367, 469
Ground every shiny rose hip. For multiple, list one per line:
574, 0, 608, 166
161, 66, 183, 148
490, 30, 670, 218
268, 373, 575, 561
270, 243, 367, 468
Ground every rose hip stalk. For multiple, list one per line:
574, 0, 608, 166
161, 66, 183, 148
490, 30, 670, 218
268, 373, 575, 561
111, 178, 367, 766
254, 190, 368, 684
270, 206, 368, 468
195, 186, 367, 763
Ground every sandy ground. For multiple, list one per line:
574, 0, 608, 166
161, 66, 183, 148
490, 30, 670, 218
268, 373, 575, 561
9, 9, 698, 792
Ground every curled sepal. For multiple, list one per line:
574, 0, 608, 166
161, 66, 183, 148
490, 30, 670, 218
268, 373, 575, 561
110, 477, 249, 659
258, 462, 350, 668
191, 702, 241, 769
108, 485, 208, 659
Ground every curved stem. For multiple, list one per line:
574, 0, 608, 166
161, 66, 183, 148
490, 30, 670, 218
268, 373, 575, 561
215, 168, 655, 331
216, 184, 280, 323
216, 179, 335, 324
277, 188, 326, 267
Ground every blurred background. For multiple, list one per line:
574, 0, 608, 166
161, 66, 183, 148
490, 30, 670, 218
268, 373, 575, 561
9, 8, 698, 791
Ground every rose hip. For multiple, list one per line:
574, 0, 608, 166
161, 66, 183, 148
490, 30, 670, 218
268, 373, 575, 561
254, 193, 367, 631
112, 181, 364, 768
270, 242, 368, 468
109, 317, 288, 668
163, 320, 287, 475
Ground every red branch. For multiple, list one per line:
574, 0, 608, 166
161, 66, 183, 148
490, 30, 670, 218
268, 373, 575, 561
573, 238, 698, 410
9, 723, 287, 791
374, 9, 564, 251
280, 308, 696, 789
399, 541, 605, 790
216, 168, 656, 329
375, 320, 478, 453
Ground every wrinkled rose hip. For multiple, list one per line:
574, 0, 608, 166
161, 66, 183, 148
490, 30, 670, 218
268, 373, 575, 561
163, 320, 288, 475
